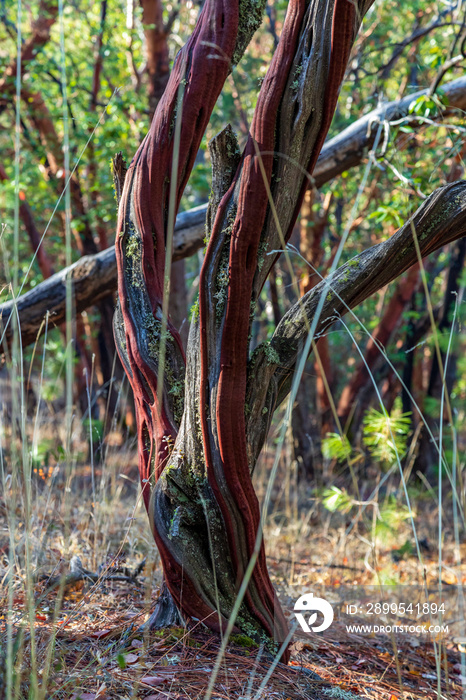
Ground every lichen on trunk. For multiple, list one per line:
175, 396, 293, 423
114, 0, 376, 659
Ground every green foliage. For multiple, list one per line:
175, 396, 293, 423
116, 653, 127, 670
368, 204, 404, 228
321, 432, 352, 463
321, 486, 353, 514
362, 398, 411, 467
391, 539, 414, 560
39, 333, 73, 402
408, 93, 444, 119
321, 486, 413, 549
82, 418, 104, 443
31, 439, 65, 467
320, 485, 413, 548
374, 496, 413, 538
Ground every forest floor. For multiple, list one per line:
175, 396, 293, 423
1, 441, 465, 700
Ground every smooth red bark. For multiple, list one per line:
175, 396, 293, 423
115, 0, 372, 652
115, 0, 241, 616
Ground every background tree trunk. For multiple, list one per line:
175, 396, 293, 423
337, 263, 421, 430
413, 237, 466, 476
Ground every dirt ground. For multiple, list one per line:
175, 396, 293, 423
1, 446, 465, 700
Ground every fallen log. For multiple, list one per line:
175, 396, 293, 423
0, 204, 207, 347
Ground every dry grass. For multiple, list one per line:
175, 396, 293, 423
1, 431, 464, 700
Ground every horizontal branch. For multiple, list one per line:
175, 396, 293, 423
273, 181, 466, 363
311, 75, 466, 185
0, 205, 207, 348
2, 77, 465, 349
245, 181, 466, 465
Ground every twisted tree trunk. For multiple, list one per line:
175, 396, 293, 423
114, 0, 373, 655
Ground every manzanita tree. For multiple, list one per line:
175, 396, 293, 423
113, 0, 466, 655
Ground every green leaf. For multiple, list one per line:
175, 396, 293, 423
362, 398, 411, 468
322, 432, 353, 462
322, 486, 353, 514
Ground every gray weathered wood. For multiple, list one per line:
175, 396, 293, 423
245, 181, 466, 463
0, 204, 207, 348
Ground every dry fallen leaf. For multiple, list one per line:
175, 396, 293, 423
122, 653, 139, 665
95, 682, 107, 699
141, 676, 166, 686
90, 629, 111, 639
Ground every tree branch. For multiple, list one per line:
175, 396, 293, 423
0, 0, 58, 106
311, 75, 466, 187
245, 181, 466, 464
0, 205, 207, 349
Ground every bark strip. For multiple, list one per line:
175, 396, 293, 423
114, 0, 270, 642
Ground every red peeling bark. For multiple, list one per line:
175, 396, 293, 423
139, 0, 188, 342
308, 0, 356, 173
285, 0, 357, 245
115, 0, 241, 605
198, 0, 307, 650
197, 0, 364, 648
117, 3, 239, 309
115, 0, 373, 656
